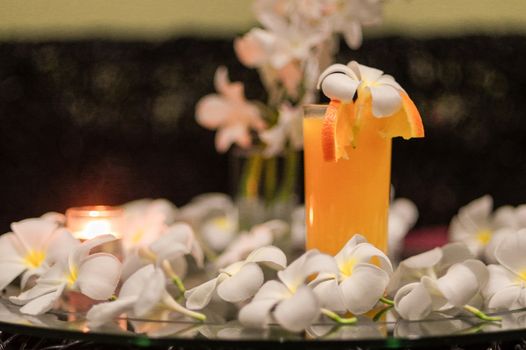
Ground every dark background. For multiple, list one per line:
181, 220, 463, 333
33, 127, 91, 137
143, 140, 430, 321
0, 35, 525, 231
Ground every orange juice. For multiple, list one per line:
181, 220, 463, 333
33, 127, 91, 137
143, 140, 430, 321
303, 105, 391, 254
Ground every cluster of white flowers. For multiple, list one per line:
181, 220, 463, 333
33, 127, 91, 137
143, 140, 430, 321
449, 195, 526, 263
8, 193, 526, 334
196, 0, 385, 156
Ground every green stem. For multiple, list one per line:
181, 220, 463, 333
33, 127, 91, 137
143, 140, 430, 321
321, 308, 357, 325
379, 297, 394, 306
162, 260, 186, 294
277, 146, 298, 201
162, 294, 206, 322
264, 157, 277, 205
243, 153, 263, 198
373, 306, 393, 322
463, 305, 501, 322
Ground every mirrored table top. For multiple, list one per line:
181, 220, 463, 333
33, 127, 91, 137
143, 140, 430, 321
0, 297, 525, 349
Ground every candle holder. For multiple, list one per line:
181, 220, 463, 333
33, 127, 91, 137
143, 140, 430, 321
66, 205, 124, 257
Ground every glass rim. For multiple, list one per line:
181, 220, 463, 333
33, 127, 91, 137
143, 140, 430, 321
303, 103, 328, 118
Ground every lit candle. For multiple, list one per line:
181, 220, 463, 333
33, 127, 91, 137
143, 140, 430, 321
66, 205, 123, 240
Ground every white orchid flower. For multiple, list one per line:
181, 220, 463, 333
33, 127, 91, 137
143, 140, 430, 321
87, 264, 205, 329
185, 246, 287, 310
449, 195, 525, 263
259, 103, 303, 157
122, 223, 204, 287
393, 259, 489, 321
318, 60, 405, 118
238, 249, 336, 332
196, 66, 266, 153
330, 0, 383, 49
483, 231, 526, 310
388, 198, 419, 262
121, 198, 177, 254
310, 234, 392, 315
0, 218, 79, 290
215, 220, 288, 268
10, 235, 121, 315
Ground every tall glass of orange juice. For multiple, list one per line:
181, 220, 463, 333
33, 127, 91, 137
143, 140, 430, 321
303, 104, 392, 255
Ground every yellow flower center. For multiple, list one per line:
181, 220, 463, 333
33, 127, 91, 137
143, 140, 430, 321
66, 266, 78, 287
131, 229, 145, 244
212, 216, 231, 230
339, 257, 357, 278
23, 250, 45, 269
476, 229, 492, 246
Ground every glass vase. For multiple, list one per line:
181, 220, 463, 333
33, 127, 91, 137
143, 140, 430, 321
231, 146, 300, 230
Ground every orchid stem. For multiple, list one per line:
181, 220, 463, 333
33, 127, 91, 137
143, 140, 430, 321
321, 308, 357, 325
162, 260, 186, 294
463, 305, 501, 322
277, 146, 298, 202
162, 294, 206, 322
379, 297, 394, 306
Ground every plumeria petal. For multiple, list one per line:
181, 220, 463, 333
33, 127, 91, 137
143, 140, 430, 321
18, 284, 65, 316
87, 297, 137, 328
317, 63, 358, 90
0, 262, 26, 291
320, 73, 360, 103
349, 242, 393, 274
185, 277, 222, 310
277, 250, 318, 291
368, 85, 402, 117
273, 285, 320, 332
341, 263, 390, 314
70, 234, 116, 268
77, 253, 121, 300
252, 280, 290, 301
120, 265, 156, 298
245, 246, 287, 270
495, 231, 526, 276
238, 299, 279, 329
349, 61, 383, 82
312, 279, 346, 312
11, 218, 58, 252
10, 282, 62, 305
487, 286, 522, 310
436, 260, 487, 307
217, 263, 264, 303
394, 282, 432, 321
46, 229, 80, 265
437, 242, 474, 273
134, 268, 165, 317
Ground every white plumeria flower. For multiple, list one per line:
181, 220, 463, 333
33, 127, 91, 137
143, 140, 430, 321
122, 223, 203, 282
177, 193, 238, 252
318, 60, 405, 118
259, 103, 303, 157
0, 218, 78, 291
10, 234, 121, 315
238, 249, 335, 332
215, 220, 288, 268
449, 195, 524, 263
121, 198, 177, 254
196, 66, 266, 153
388, 198, 418, 262
387, 242, 474, 294
40, 212, 66, 226
310, 234, 392, 315
87, 264, 204, 329
394, 259, 488, 321
185, 246, 287, 310
483, 231, 526, 310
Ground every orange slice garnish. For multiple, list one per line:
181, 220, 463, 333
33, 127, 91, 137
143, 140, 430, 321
321, 93, 424, 162
321, 100, 355, 162
378, 93, 425, 139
